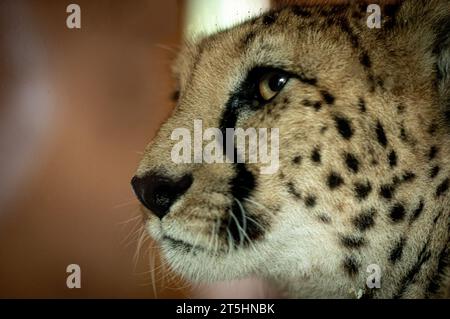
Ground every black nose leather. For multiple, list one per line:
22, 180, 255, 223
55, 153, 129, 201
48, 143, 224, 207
131, 173, 193, 219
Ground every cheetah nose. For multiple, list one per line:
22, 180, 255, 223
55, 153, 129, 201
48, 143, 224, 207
131, 173, 193, 219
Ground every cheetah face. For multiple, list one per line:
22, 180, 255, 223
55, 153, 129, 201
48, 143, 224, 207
132, 4, 450, 298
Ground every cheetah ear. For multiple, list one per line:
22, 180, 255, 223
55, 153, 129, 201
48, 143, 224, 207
434, 12, 450, 121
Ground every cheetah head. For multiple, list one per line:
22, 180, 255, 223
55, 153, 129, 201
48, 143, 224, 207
132, 1, 450, 298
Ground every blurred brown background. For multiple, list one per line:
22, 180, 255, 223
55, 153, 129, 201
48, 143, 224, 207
0, 0, 183, 298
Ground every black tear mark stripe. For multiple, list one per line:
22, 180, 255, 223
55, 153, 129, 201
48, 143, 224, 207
334, 116, 354, 140
354, 181, 372, 200
226, 163, 265, 245
340, 235, 366, 249
352, 209, 376, 231
376, 121, 388, 147
220, 90, 260, 245
328, 172, 344, 190
343, 255, 360, 277
389, 237, 406, 264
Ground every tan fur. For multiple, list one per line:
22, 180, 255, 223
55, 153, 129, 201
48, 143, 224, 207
135, 0, 450, 298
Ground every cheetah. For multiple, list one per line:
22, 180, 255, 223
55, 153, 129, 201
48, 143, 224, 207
131, 0, 450, 298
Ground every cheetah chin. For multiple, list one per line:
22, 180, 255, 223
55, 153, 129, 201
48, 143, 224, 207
132, 0, 450, 298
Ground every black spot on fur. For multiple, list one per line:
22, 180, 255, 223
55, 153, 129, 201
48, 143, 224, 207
433, 210, 443, 225
410, 200, 425, 222
380, 184, 394, 200
262, 13, 277, 26
436, 178, 449, 197
352, 209, 376, 232
291, 5, 311, 17
321, 90, 335, 105
354, 181, 372, 200
287, 181, 301, 199
402, 171, 416, 182
292, 155, 302, 165
344, 153, 359, 173
430, 165, 440, 179
400, 125, 408, 142
429, 146, 439, 160
397, 103, 406, 114
383, 3, 402, 29
311, 147, 321, 164
302, 99, 312, 107
388, 150, 397, 168
389, 237, 406, 264
358, 98, 366, 112
318, 214, 331, 223
334, 116, 353, 140
359, 52, 371, 68
428, 123, 438, 136
298, 74, 317, 86
390, 203, 406, 222
376, 121, 388, 147
313, 101, 322, 111
305, 195, 317, 207
242, 31, 256, 47
341, 235, 366, 249
343, 255, 360, 277
328, 172, 344, 190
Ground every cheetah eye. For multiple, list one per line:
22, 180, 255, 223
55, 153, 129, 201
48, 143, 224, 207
258, 71, 289, 101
